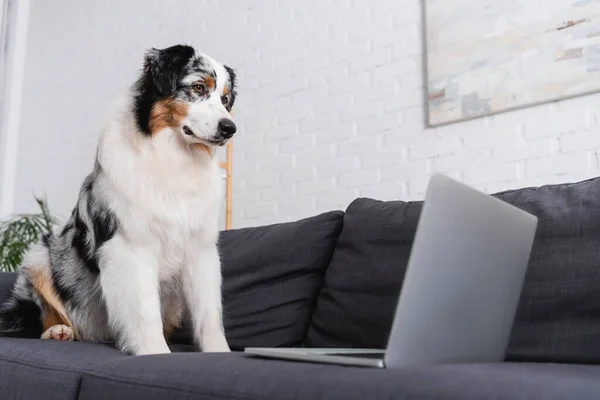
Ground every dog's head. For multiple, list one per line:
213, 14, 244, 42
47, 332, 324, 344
132, 44, 237, 147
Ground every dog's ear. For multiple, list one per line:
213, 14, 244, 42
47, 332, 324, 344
223, 65, 238, 112
143, 45, 194, 95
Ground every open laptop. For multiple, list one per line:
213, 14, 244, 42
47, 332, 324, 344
244, 173, 538, 369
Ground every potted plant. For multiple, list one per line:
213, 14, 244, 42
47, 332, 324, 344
0, 197, 55, 272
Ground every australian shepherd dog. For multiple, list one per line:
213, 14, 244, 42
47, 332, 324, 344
0, 44, 237, 355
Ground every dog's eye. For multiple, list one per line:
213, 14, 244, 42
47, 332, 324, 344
192, 83, 206, 95
221, 95, 229, 105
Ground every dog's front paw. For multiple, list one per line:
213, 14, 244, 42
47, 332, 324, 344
41, 324, 74, 341
203, 347, 231, 353
200, 331, 231, 352
202, 342, 231, 353
134, 343, 172, 356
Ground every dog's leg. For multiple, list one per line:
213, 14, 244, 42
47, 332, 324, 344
183, 242, 230, 352
99, 236, 170, 355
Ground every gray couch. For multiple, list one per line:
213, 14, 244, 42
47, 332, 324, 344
2, 177, 600, 399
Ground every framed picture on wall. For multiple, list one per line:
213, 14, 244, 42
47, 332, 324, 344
425, 0, 600, 126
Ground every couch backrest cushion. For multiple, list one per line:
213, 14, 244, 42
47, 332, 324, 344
218, 211, 344, 350
495, 177, 600, 362
306, 177, 600, 363
0, 273, 17, 305
304, 198, 420, 349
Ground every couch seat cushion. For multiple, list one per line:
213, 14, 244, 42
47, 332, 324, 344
0, 338, 123, 399
79, 353, 600, 400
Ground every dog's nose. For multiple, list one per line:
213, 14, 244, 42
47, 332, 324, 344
218, 119, 237, 139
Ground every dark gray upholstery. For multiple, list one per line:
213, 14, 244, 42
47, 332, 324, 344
219, 210, 344, 350
305, 197, 421, 349
0, 338, 123, 399
163, 211, 345, 349
306, 177, 600, 364
79, 353, 600, 400
2, 177, 600, 399
0, 337, 196, 400
0, 272, 17, 304
495, 177, 600, 362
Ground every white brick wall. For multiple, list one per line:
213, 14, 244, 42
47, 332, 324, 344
10, 0, 600, 229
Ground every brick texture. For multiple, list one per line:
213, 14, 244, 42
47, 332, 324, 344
230, 1, 600, 227
13, 0, 600, 229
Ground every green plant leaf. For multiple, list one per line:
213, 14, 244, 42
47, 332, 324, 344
0, 196, 55, 272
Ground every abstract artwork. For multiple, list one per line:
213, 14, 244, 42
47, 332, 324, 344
425, 0, 600, 126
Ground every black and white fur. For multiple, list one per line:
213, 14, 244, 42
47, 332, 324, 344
0, 44, 237, 355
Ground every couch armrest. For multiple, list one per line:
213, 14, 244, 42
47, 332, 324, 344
0, 272, 17, 305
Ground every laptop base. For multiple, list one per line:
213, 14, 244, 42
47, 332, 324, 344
244, 348, 386, 368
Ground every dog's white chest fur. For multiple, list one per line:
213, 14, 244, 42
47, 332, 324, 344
99, 102, 221, 279
98, 99, 224, 247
